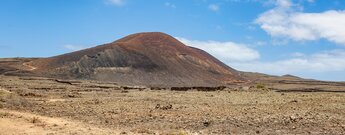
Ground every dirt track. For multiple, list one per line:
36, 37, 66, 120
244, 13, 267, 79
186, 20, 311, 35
1, 75, 345, 134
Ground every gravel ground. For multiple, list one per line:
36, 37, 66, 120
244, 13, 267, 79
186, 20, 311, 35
0, 75, 345, 134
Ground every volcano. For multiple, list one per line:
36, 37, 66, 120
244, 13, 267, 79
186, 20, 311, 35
29, 32, 247, 86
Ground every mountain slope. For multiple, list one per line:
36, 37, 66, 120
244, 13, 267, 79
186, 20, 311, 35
30, 32, 247, 86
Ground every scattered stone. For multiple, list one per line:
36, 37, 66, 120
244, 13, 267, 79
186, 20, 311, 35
170, 86, 226, 91
241, 86, 250, 91
290, 116, 297, 122
203, 121, 211, 127
150, 87, 162, 90
19, 92, 43, 97
67, 94, 76, 98
155, 104, 172, 110
121, 90, 129, 93
206, 94, 214, 97
290, 100, 298, 103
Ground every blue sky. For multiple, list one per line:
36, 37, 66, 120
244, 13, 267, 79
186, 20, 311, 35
1, 0, 345, 81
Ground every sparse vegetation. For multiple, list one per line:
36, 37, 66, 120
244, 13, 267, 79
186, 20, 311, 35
256, 83, 265, 89
133, 128, 155, 134
0, 75, 344, 134
166, 131, 189, 135
16, 89, 44, 97
0, 112, 11, 118
155, 103, 173, 110
0, 93, 32, 109
256, 83, 270, 91
31, 117, 41, 124
0, 90, 5, 96
177, 131, 189, 135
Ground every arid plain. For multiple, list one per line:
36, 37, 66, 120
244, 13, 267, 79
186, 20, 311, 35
1, 74, 345, 134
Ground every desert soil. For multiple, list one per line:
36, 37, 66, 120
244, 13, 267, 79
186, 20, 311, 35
0, 75, 345, 134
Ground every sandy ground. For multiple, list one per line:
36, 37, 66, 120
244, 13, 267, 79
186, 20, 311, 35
22, 62, 37, 71
0, 110, 117, 135
1, 75, 345, 134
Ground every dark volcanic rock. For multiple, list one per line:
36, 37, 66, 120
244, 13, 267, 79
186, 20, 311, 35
30, 32, 247, 86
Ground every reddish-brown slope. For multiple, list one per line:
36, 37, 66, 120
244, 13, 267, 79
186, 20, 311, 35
31, 32, 247, 86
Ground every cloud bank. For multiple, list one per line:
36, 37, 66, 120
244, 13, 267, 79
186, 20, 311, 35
256, 0, 345, 45
177, 38, 260, 62
232, 50, 345, 75
178, 37, 345, 79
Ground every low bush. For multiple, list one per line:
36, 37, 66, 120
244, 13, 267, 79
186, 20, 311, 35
256, 84, 265, 89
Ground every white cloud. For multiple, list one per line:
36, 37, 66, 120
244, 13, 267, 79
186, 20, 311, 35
177, 37, 345, 81
254, 41, 267, 46
290, 52, 305, 57
275, 0, 293, 7
106, 0, 125, 6
232, 50, 345, 75
177, 37, 345, 80
165, 2, 176, 8
176, 37, 260, 62
64, 45, 87, 51
208, 4, 220, 12
256, 0, 345, 45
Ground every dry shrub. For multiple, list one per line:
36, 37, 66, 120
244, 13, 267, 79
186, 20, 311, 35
178, 132, 188, 135
31, 117, 41, 123
16, 89, 43, 98
132, 128, 155, 134
0, 112, 11, 118
1, 93, 32, 109
0, 90, 6, 96
0, 89, 9, 108
177, 131, 189, 135
256, 84, 269, 91
161, 131, 189, 135
256, 84, 265, 89
30, 117, 47, 127
155, 103, 172, 110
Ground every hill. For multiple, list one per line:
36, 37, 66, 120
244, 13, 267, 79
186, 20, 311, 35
28, 32, 247, 86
